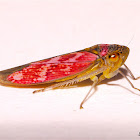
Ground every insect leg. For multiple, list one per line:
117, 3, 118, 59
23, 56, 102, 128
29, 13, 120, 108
124, 64, 140, 80
80, 74, 106, 109
119, 69, 140, 91
33, 78, 80, 94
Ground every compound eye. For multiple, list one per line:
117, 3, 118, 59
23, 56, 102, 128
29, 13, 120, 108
109, 53, 119, 62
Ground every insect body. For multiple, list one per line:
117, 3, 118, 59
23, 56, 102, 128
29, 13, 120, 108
0, 44, 139, 108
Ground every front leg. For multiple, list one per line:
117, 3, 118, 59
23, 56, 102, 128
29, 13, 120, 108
80, 75, 106, 109
80, 70, 120, 109
124, 64, 140, 80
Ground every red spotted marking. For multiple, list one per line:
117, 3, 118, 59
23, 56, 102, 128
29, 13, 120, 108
7, 51, 98, 84
100, 44, 109, 57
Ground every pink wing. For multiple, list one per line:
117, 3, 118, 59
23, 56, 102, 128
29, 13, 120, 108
7, 51, 98, 84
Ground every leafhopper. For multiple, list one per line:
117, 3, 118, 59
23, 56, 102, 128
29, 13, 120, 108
0, 44, 139, 108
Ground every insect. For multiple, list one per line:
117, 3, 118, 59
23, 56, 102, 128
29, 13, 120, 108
0, 44, 139, 109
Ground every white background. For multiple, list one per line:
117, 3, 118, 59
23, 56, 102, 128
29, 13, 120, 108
0, 0, 140, 140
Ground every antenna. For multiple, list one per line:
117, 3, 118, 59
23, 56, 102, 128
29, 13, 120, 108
127, 33, 135, 46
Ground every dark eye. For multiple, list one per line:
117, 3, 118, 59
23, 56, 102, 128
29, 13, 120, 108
109, 53, 119, 62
